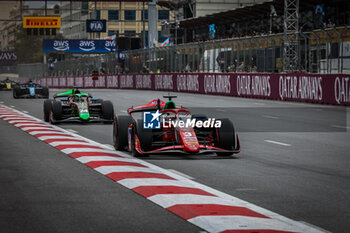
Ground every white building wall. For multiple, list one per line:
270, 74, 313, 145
60, 2, 88, 39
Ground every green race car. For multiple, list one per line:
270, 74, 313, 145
43, 88, 114, 124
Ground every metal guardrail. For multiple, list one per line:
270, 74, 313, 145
16, 26, 350, 79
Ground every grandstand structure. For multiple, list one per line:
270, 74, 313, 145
123, 0, 350, 74
283, 0, 299, 72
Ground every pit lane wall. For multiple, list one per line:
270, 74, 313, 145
36, 73, 350, 106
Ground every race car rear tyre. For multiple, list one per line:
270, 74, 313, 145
113, 115, 132, 151
215, 118, 236, 156
50, 100, 62, 124
43, 99, 53, 122
131, 120, 152, 157
42, 87, 49, 99
102, 100, 114, 122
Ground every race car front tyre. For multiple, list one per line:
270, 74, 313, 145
43, 99, 53, 122
131, 120, 152, 157
13, 87, 20, 99
50, 100, 62, 124
42, 87, 49, 99
113, 115, 132, 151
102, 100, 114, 122
215, 118, 237, 156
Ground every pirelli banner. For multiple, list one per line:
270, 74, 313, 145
37, 73, 350, 106
23, 16, 61, 28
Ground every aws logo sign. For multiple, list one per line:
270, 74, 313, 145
105, 40, 116, 52
53, 40, 69, 51
79, 40, 95, 52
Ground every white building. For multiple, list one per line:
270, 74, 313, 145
174, 0, 269, 20
60, 1, 88, 39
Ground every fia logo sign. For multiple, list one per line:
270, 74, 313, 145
86, 20, 106, 32
90, 21, 103, 31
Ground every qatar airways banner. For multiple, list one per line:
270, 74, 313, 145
37, 73, 350, 106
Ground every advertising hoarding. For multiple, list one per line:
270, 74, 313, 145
23, 16, 61, 28
43, 39, 116, 53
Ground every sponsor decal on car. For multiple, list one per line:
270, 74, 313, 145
29, 87, 35, 96
184, 138, 197, 142
143, 110, 162, 129
162, 117, 222, 128
143, 110, 222, 129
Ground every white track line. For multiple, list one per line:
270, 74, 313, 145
118, 178, 195, 189
28, 130, 67, 135
15, 123, 48, 127
38, 135, 81, 141
21, 127, 56, 131
77, 156, 137, 164
149, 194, 238, 208
49, 141, 97, 147
331, 125, 350, 130
66, 129, 78, 133
264, 140, 291, 147
167, 169, 194, 180
262, 115, 279, 119
0, 114, 20, 118
95, 165, 163, 175
61, 148, 120, 155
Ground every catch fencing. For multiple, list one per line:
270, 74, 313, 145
126, 26, 350, 74
17, 26, 350, 80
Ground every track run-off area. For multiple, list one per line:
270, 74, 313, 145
0, 89, 349, 233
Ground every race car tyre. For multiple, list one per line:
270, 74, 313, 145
42, 87, 49, 99
113, 115, 133, 151
131, 120, 152, 157
102, 100, 114, 122
13, 87, 20, 99
50, 100, 62, 124
43, 99, 53, 122
215, 118, 237, 156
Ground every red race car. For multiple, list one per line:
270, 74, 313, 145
113, 96, 241, 157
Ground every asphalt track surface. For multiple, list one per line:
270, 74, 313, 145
1, 89, 350, 233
